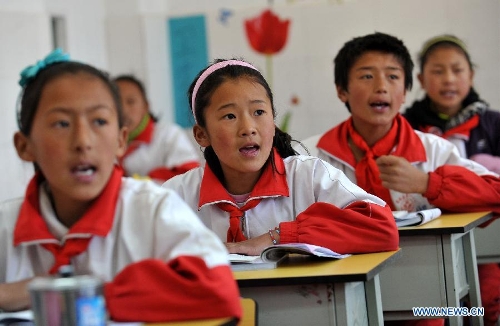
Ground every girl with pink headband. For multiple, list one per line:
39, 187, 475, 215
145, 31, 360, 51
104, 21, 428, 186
162, 58, 399, 258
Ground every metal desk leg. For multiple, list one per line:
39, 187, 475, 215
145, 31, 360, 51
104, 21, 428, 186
333, 281, 368, 325
443, 231, 484, 326
463, 230, 483, 326
442, 234, 463, 326
365, 274, 383, 326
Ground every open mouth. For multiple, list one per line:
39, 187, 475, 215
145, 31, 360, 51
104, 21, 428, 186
239, 145, 260, 155
370, 101, 389, 110
440, 90, 457, 97
72, 164, 97, 176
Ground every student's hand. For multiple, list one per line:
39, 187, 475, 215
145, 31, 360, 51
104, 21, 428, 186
225, 233, 275, 256
376, 155, 429, 194
470, 153, 500, 174
0, 278, 33, 311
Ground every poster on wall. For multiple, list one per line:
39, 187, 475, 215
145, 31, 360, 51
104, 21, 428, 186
168, 15, 208, 128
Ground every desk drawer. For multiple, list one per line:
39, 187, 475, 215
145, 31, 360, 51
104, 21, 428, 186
240, 282, 367, 326
380, 235, 447, 310
475, 218, 500, 263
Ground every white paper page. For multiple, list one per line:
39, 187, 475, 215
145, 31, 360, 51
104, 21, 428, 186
228, 253, 261, 263
418, 208, 442, 224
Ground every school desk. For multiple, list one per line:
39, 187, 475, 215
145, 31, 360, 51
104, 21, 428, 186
474, 216, 500, 264
233, 249, 401, 326
6, 299, 252, 326
146, 318, 234, 326
380, 211, 493, 326
145, 298, 256, 326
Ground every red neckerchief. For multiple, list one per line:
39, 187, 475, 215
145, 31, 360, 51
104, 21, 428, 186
217, 200, 262, 242
122, 117, 155, 160
14, 166, 123, 274
420, 114, 479, 139
198, 148, 289, 207
317, 114, 427, 209
199, 148, 289, 241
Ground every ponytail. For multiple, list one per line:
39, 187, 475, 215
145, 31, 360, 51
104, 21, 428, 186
204, 146, 224, 183
273, 126, 297, 158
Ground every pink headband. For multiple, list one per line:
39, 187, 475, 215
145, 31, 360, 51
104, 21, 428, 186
190, 60, 260, 124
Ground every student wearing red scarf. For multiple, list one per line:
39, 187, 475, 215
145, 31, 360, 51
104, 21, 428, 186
163, 58, 399, 257
0, 50, 241, 323
404, 35, 500, 175
114, 75, 200, 182
404, 34, 500, 326
297, 32, 500, 326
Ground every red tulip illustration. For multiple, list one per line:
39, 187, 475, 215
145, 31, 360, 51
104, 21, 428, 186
245, 9, 290, 55
244, 8, 292, 132
244, 9, 291, 88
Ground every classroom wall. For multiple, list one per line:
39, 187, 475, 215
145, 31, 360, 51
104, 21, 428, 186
109, 0, 500, 142
1, 0, 499, 202
160, 0, 500, 142
0, 0, 109, 202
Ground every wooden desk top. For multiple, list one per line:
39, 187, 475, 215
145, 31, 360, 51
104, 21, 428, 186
146, 298, 255, 326
147, 318, 235, 326
398, 211, 493, 236
234, 249, 401, 287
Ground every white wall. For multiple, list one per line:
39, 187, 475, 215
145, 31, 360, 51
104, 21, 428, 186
105, 0, 171, 120
0, 0, 109, 201
106, 0, 500, 141
0, 1, 50, 202
163, 0, 500, 141
1, 0, 499, 201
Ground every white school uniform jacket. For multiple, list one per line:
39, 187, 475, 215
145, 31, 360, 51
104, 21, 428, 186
162, 149, 399, 254
297, 116, 500, 214
0, 167, 241, 322
121, 120, 201, 181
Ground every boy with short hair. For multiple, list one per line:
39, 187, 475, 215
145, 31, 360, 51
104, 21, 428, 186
297, 32, 500, 326
299, 32, 499, 215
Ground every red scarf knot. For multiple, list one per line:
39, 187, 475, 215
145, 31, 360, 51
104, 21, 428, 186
217, 199, 262, 242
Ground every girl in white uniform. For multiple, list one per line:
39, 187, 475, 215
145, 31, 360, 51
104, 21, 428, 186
0, 49, 241, 322
162, 59, 399, 257
114, 75, 200, 182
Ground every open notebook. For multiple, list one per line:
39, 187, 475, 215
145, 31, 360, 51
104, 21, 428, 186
393, 208, 442, 227
229, 243, 351, 271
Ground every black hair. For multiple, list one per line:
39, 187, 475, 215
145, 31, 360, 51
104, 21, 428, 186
187, 58, 297, 182
334, 32, 414, 110
418, 34, 473, 72
19, 61, 124, 136
113, 74, 158, 122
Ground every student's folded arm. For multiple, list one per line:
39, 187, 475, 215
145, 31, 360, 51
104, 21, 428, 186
424, 165, 500, 215
150, 124, 200, 181
105, 189, 242, 323
104, 257, 242, 323
278, 201, 399, 254
0, 279, 32, 311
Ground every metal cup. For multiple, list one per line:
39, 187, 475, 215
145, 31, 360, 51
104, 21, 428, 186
28, 275, 106, 326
